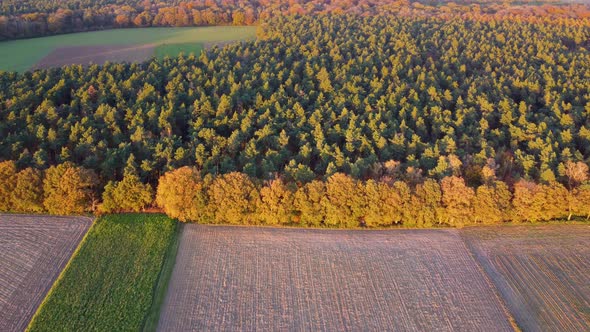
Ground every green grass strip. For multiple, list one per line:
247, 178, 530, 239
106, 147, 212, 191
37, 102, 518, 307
27, 214, 177, 332
142, 222, 182, 332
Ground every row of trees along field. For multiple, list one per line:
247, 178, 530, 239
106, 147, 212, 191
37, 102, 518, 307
1, 0, 589, 40
1, 160, 589, 226
1, 16, 589, 185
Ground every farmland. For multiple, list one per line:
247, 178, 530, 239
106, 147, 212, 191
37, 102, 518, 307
0, 214, 91, 332
461, 225, 590, 332
158, 225, 514, 331
0, 26, 256, 72
27, 214, 178, 332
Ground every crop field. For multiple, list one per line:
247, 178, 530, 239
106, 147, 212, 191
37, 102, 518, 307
461, 225, 590, 332
0, 26, 256, 72
158, 225, 514, 331
27, 214, 178, 332
0, 214, 91, 332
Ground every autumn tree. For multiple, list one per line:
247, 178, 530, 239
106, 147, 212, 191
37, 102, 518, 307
407, 179, 443, 227
293, 180, 326, 226
0, 161, 17, 211
207, 172, 260, 224
156, 166, 207, 222
43, 163, 98, 215
564, 161, 589, 189
363, 180, 409, 227
257, 178, 294, 225
572, 184, 590, 219
473, 181, 512, 224
12, 168, 44, 213
323, 173, 365, 227
512, 180, 568, 222
100, 157, 153, 213
440, 176, 475, 227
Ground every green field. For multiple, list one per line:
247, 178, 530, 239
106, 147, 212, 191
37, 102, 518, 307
0, 26, 257, 72
27, 214, 179, 332
154, 43, 204, 59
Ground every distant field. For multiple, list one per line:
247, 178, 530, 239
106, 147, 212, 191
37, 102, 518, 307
462, 225, 590, 332
0, 214, 91, 332
154, 43, 204, 59
27, 214, 178, 332
158, 225, 514, 331
0, 26, 256, 72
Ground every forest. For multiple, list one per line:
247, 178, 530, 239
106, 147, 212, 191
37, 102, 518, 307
1, 0, 589, 40
0, 14, 589, 225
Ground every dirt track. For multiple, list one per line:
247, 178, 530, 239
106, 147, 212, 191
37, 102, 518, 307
158, 226, 514, 331
0, 214, 92, 332
31, 44, 156, 70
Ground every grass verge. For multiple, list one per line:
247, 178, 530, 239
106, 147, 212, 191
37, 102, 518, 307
142, 222, 182, 332
27, 214, 177, 332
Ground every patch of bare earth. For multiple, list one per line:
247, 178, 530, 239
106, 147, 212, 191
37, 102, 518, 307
158, 226, 513, 331
461, 225, 590, 332
0, 214, 92, 332
31, 44, 156, 70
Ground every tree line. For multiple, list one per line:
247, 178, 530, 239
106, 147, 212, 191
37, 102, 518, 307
1, 159, 589, 226
1, 0, 589, 40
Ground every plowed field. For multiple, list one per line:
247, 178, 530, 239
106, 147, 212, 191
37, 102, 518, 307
462, 225, 590, 332
158, 225, 514, 331
0, 214, 91, 332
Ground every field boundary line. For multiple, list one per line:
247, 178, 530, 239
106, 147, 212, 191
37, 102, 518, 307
458, 230, 521, 332
25, 217, 96, 332
142, 221, 182, 332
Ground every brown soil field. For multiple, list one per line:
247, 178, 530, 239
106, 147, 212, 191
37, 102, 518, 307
0, 214, 92, 332
461, 225, 590, 332
31, 44, 155, 70
158, 225, 514, 331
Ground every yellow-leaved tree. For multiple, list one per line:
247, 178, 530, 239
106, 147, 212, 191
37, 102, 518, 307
293, 180, 326, 226
323, 173, 365, 228
12, 167, 44, 213
156, 166, 207, 222
207, 172, 260, 224
440, 176, 475, 227
363, 180, 409, 227
43, 162, 98, 215
473, 181, 512, 224
100, 156, 153, 213
257, 178, 294, 225
0, 161, 17, 211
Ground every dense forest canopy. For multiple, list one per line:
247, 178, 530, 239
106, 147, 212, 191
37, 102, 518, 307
1, 0, 589, 40
1, 15, 589, 189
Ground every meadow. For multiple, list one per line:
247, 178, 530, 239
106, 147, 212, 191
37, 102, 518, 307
27, 214, 178, 332
0, 214, 91, 332
0, 26, 256, 72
